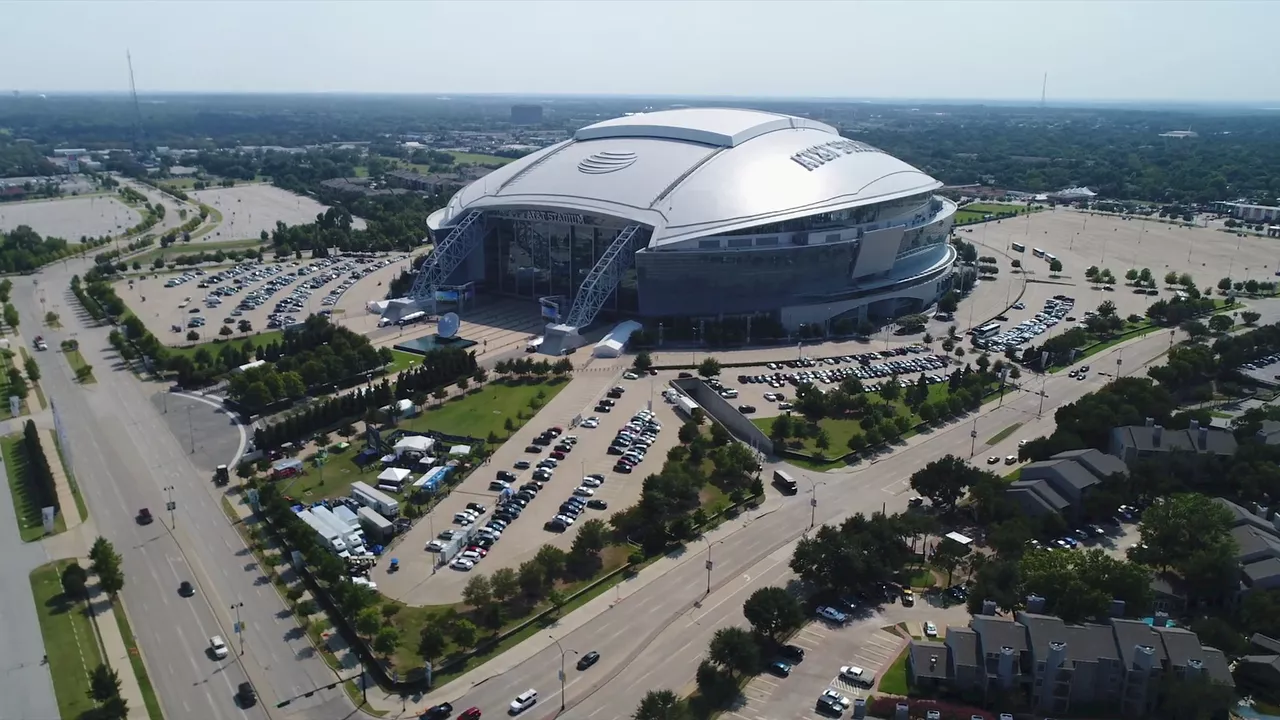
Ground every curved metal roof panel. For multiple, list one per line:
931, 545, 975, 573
437, 108, 942, 245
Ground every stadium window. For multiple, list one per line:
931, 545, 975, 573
756, 236, 778, 247
698, 239, 721, 249
825, 233, 841, 243
728, 238, 753, 249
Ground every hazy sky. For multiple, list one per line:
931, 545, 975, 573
5, 0, 1279, 102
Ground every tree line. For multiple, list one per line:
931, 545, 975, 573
17, 420, 59, 519
251, 380, 394, 451
0, 225, 111, 274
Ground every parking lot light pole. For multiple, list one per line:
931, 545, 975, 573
807, 478, 827, 532
163, 485, 176, 529
969, 417, 978, 458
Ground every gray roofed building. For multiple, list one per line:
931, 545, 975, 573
1243, 557, 1280, 589
1254, 419, 1280, 445
1005, 448, 1126, 521
1214, 498, 1280, 595
1109, 422, 1237, 465
907, 640, 951, 686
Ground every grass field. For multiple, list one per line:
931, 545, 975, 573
30, 560, 105, 720
19, 347, 47, 409
387, 349, 422, 375
0, 350, 27, 418
966, 203, 1037, 216
277, 378, 570, 501
165, 330, 283, 359
158, 177, 204, 191
113, 599, 164, 720
129, 237, 266, 268
63, 348, 95, 384
3, 433, 67, 541
877, 648, 911, 696
986, 422, 1022, 446
447, 152, 516, 166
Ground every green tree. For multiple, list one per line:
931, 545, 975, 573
1207, 314, 1234, 333
1158, 673, 1236, 720
1020, 548, 1153, 623
707, 626, 761, 678
1132, 493, 1235, 576
61, 562, 89, 600
451, 619, 478, 648
24, 355, 40, 382
186, 330, 200, 342
633, 689, 689, 720
697, 357, 722, 378
909, 455, 982, 511
462, 574, 493, 609
930, 538, 967, 586
418, 625, 447, 660
355, 608, 381, 637
219, 324, 234, 338
742, 586, 805, 641
1049, 258, 1063, 274
633, 352, 653, 371
89, 662, 122, 703
490, 567, 519, 604
373, 626, 400, 657
1241, 310, 1262, 325
1164, 270, 1180, 287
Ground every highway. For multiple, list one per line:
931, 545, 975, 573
14, 265, 351, 720
421, 304, 1280, 720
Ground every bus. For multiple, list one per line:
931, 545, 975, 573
773, 470, 798, 494
1011, 242, 1026, 253
396, 311, 426, 327
970, 322, 1002, 339
1045, 253, 1058, 263
1032, 248, 1045, 258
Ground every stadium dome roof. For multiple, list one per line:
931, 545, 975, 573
431, 108, 942, 247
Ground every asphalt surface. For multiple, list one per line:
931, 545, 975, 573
419, 303, 1280, 720
12, 265, 352, 720
0, 446, 61, 720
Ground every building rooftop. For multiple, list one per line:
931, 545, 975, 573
1113, 425, 1238, 456
972, 615, 1028, 653
946, 626, 980, 668
909, 640, 951, 680
1111, 618, 1168, 669
1052, 448, 1129, 479
1243, 556, 1280, 586
1008, 479, 1071, 510
1022, 457, 1105, 492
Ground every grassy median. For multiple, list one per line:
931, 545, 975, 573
3, 433, 66, 541
30, 560, 105, 720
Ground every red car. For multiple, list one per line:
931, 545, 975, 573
550, 451, 567, 460
458, 708, 481, 720
466, 546, 488, 557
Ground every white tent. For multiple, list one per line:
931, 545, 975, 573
593, 320, 643, 358
449, 444, 473, 457
376, 467, 411, 485
366, 299, 390, 315
393, 435, 434, 457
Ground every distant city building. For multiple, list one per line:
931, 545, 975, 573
386, 168, 493, 195
1159, 130, 1198, 139
1224, 203, 1280, 224
510, 104, 544, 125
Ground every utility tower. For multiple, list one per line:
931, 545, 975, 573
1040, 72, 1048, 109
127, 50, 144, 155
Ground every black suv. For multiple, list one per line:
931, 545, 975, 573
237, 682, 257, 707
497, 470, 517, 482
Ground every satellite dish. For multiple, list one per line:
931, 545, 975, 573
438, 312, 460, 339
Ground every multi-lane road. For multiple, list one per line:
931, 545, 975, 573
13, 263, 351, 720
415, 304, 1280, 720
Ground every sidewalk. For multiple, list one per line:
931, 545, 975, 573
43, 428, 83, 530
85, 562, 149, 720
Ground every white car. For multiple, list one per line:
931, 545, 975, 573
581, 477, 603, 488
816, 606, 848, 623
820, 690, 852, 709
461, 549, 482, 561
623, 372, 639, 380
453, 512, 476, 525
510, 689, 538, 714
426, 540, 445, 552
451, 557, 475, 571
581, 419, 599, 429
573, 486, 595, 497
924, 621, 938, 638
210, 635, 229, 659
553, 514, 576, 526
840, 665, 868, 684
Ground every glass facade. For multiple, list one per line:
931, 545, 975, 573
478, 215, 642, 314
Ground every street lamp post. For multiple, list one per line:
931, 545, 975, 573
163, 485, 176, 529
702, 538, 723, 596
969, 417, 978, 458
551, 636, 578, 712
231, 601, 245, 655
807, 477, 827, 532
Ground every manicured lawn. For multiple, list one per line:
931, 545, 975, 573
113, 599, 164, 720
19, 347, 47, 409
877, 648, 911, 696
965, 203, 1037, 216
129, 237, 265, 268
276, 379, 570, 501
401, 378, 569, 439
0, 350, 26, 418
986, 422, 1022, 445
3, 433, 66, 541
51, 431, 88, 524
954, 210, 987, 224
165, 330, 283, 359
387, 349, 422, 375
63, 348, 95, 384
30, 560, 105, 720
448, 152, 516, 166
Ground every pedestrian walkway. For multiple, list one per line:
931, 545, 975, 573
85, 563, 149, 720
43, 428, 83, 529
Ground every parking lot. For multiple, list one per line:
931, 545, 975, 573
118, 252, 411, 345
727, 599, 970, 720
376, 365, 682, 605
190, 184, 366, 242
0, 194, 141, 239
719, 348, 953, 420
